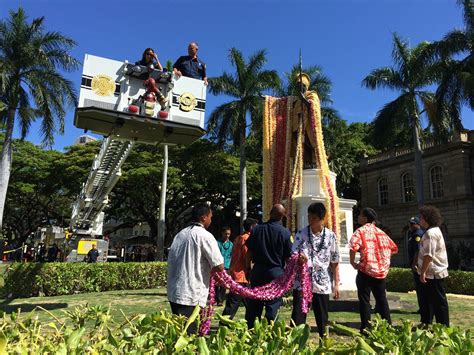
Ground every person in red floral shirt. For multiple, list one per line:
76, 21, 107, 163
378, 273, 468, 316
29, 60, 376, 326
349, 207, 398, 332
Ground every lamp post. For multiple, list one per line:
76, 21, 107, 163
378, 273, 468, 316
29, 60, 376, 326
157, 144, 168, 260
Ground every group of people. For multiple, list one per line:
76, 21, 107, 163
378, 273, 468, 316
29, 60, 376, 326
136, 42, 208, 85
4, 242, 64, 263
167, 202, 450, 336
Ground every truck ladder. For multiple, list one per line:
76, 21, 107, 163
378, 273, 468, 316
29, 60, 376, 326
70, 137, 134, 235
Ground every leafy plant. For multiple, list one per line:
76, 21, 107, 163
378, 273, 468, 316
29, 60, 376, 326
0, 306, 471, 354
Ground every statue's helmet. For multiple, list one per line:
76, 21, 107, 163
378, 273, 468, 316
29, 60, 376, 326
296, 73, 311, 90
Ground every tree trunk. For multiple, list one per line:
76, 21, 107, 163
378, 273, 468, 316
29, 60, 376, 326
157, 144, 168, 261
239, 112, 247, 232
412, 116, 424, 206
0, 108, 15, 230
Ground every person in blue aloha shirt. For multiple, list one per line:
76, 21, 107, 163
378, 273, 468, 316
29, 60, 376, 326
216, 226, 233, 305
291, 202, 340, 338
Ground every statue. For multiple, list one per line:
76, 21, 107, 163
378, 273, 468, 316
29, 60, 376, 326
292, 73, 318, 169
262, 71, 339, 236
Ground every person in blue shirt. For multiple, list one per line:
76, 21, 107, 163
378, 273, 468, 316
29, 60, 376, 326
245, 204, 292, 328
87, 244, 100, 263
173, 42, 208, 85
216, 226, 233, 306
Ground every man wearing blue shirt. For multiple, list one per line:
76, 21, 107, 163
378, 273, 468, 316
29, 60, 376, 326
173, 42, 208, 85
245, 204, 292, 328
216, 226, 233, 305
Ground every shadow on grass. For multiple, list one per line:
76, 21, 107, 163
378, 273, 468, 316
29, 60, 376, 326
329, 300, 359, 312
0, 303, 68, 313
391, 309, 418, 315
118, 292, 167, 297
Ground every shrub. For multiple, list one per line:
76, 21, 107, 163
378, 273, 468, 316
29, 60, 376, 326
4, 263, 473, 299
387, 267, 474, 295
3, 262, 167, 298
0, 306, 472, 353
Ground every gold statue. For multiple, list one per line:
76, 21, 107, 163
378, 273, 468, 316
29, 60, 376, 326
292, 73, 319, 169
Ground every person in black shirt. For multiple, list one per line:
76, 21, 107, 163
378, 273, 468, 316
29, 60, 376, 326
47, 244, 58, 262
136, 47, 163, 71
173, 42, 208, 85
245, 204, 292, 328
87, 244, 100, 263
407, 216, 424, 316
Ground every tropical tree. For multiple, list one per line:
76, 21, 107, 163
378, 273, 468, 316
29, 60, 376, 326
107, 140, 261, 245
362, 33, 449, 205
1, 139, 98, 245
429, 0, 473, 133
0, 8, 79, 230
208, 48, 280, 226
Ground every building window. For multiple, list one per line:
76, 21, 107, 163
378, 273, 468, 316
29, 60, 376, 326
378, 178, 389, 206
401, 172, 415, 203
430, 166, 444, 198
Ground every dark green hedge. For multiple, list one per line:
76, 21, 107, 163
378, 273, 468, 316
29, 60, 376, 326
386, 267, 474, 295
3, 263, 473, 299
3, 262, 167, 298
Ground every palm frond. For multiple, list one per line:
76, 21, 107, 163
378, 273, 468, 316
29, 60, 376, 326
228, 47, 246, 89
362, 67, 405, 90
432, 30, 469, 58
207, 101, 239, 146
17, 85, 34, 139
458, 0, 474, 33
247, 49, 267, 76
253, 70, 280, 93
392, 33, 410, 74
321, 107, 341, 127
208, 72, 239, 97
372, 93, 413, 145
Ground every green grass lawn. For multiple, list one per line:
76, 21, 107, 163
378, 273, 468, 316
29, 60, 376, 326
0, 288, 472, 333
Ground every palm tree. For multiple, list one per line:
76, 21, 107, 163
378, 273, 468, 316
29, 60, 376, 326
0, 8, 78, 230
362, 33, 449, 206
429, 0, 473, 134
208, 48, 280, 226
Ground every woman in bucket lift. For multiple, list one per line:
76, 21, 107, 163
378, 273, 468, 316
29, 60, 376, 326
136, 47, 163, 71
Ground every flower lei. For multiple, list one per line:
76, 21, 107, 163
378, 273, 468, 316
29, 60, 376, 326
199, 253, 312, 335
307, 92, 340, 240
262, 96, 302, 232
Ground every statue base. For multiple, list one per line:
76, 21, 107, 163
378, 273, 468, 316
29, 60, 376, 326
296, 169, 358, 292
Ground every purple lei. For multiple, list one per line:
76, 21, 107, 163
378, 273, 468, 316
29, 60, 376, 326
199, 252, 312, 335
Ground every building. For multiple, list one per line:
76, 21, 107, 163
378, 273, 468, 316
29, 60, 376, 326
74, 134, 98, 145
359, 131, 474, 266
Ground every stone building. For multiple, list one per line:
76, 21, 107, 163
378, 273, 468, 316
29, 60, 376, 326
358, 131, 474, 266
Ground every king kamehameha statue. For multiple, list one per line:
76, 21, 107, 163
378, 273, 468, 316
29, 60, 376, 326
262, 70, 340, 238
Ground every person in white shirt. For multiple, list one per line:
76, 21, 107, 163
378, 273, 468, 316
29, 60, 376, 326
167, 204, 224, 333
291, 202, 340, 338
416, 205, 449, 326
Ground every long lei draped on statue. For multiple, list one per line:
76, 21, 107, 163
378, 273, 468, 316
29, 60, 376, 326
262, 93, 340, 237
199, 253, 312, 335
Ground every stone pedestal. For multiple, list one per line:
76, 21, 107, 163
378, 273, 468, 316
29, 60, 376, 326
294, 169, 358, 292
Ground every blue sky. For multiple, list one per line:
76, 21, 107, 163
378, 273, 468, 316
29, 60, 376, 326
2, 0, 473, 150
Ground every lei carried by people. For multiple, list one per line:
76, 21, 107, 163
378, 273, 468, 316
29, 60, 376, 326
199, 253, 313, 335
